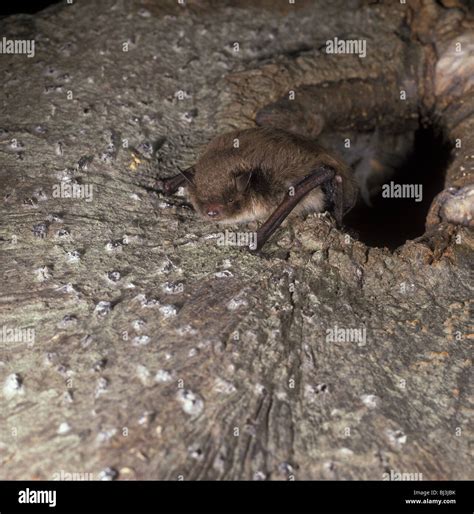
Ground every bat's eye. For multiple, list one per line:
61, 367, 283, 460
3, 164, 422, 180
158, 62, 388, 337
228, 198, 234, 204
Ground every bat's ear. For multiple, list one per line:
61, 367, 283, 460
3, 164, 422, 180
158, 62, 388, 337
234, 170, 252, 192
180, 166, 195, 184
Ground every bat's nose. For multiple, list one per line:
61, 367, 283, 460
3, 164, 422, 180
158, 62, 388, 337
205, 203, 223, 218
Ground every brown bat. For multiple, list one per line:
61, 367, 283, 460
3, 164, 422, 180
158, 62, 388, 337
157, 127, 358, 251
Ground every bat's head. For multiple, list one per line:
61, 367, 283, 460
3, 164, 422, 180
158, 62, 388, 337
187, 166, 258, 223
180, 127, 345, 223
184, 132, 273, 224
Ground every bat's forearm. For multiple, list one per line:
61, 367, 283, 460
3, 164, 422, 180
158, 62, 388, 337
253, 165, 337, 251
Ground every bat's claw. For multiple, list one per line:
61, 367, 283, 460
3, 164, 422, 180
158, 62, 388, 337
155, 174, 187, 196
154, 179, 175, 195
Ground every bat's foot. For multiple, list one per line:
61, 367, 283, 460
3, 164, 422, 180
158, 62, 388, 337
156, 168, 194, 196
155, 174, 186, 196
322, 173, 345, 227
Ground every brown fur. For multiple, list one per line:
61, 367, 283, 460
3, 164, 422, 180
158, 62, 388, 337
186, 127, 358, 224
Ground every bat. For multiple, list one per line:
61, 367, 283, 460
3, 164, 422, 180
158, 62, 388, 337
156, 127, 359, 251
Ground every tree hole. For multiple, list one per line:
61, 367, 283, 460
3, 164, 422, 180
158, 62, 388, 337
344, 124, 453, 250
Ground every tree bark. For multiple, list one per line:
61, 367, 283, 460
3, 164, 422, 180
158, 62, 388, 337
0, 0, 472, 480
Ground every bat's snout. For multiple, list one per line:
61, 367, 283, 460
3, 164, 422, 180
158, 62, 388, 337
204, 203, 224, 219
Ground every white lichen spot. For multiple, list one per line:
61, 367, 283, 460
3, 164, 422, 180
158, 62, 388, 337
176, 389, 204, 417
203, 233, 220, 241
159, 304, 178, 317
155, 259, 173, 274
133, 294, 160, 308
132, 293, 146, 304
323, 461, 337, 475
213, 377, 237, 394
176, 325, 198, 336
3, 373, 24, 399
303, 383, 328, 402
107, 271, 121, 282
136, 364, 153, 386
386, 428, 407, 449
137, 6, 151, 17
155, 369, 173, 383
276, 390, 288, 401
214, 270, 233, 278
105, 241, 123, 253
57, 422, 71, 435
220, 259, 232, 269
361, 394, 378, 409
138, 411, 155, 426
95, 377, 109, 398
132, 319, 146, 331
66, 250, 81, 263
336, 447, 354, 459
132, 335, 150, 346
94, 301, 111, 316
188, 443, 204, 461
98, 467, 118, 481
56, 283, 77, 294
304, 384, 316, 401
35, 265, 52, 282
227, 297, 248, 311
188, 347, 199, 357
96, 428, 118, 444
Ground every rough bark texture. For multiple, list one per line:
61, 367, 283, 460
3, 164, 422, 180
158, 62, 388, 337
0, 0, 472, 481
